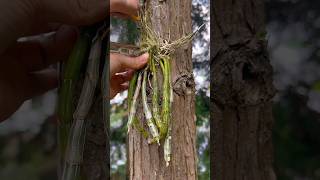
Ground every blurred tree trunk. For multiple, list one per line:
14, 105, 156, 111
211, 0, 277, 179
127, 0, 197, 179
82, 95, 108, 180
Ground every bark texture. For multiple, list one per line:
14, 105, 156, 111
211, 0, 277, 180
127, 0, 197, 179
63, 79, 108, 180
82, 95, 108, 180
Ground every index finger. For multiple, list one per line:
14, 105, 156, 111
110, 0, 139, 16
110, 12, 140, 21
110, 53, 148, 75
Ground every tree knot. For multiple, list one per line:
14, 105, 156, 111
173, 72, 195, 96
212, 40, 276, 106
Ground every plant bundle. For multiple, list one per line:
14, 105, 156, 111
58, 25, 109, 180
127, 6, 204, 166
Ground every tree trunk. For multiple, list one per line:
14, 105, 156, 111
127, 0, 197, 179
82, 95, 108, 180
211, 0, 277, 179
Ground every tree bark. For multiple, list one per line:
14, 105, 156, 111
82, 95, 108, 180
211, 0, 277, 179
127, 0, 197, 179
82, 36, 109, 180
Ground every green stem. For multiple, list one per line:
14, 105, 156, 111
62, 32, 101, 180
102, 42, 109, 138
133, 117, 149, 138
128, 72, 138, 109
150, 51, 162, 134
160, 56, 170, 138
58, 30, 91, 170
164, 56, 172, 166
127, 72, 143, 132
101, 29, 110, 179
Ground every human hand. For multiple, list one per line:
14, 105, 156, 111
110, 0, 139, 16
109, 0, 147, 98
110, 53, 148, 98
0, 0, 108, 121
0, 0, 141, 121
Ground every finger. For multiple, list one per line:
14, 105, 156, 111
115, 69, 134, 77
13, 23, 64, 41
110, 82, 129, 98
27, 23, 63, 36
114, 82, 130, 94
119, 82, 130, 91
110, 12, 130, 19
42, 0, 108, 25
110, 53, 148, 75
7, 25, 78, 72
111, 0, 139, 16
0, 0, 102, 54
112, 70, 134, 84
110, 12, 139, 21
24, 68, 58, 100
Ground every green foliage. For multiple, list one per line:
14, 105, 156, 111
110, 17, 139, 44
195, 91, 210, 180
256, 31, 267, 40
196, 90, 210, 126
312, 81, 320, 92
273, 91, 320, 180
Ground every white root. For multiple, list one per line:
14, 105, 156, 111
165, 60, 173, 166
164, 132, 171, 167
127, 72, 143, 133
142, 69, 160, 145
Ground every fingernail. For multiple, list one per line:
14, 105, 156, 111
140, 53, 149, 63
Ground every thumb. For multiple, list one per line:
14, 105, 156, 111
110, 0, 139, 16
42, 0, 108, 25
110, 53, 149, 75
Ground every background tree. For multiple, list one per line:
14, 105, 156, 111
127, 0, 197, 179
211, 0, 276, 179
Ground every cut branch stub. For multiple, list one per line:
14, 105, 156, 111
173, 72, 195, 96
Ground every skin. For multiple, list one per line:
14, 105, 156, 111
110, 53, 148, 98
0, 0, 148, 121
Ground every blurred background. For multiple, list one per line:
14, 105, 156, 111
267, 0, 320, 179
0, 0, 320, 180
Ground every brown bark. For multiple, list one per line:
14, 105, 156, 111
127, 0, 197, 179
211, 0, 277, 180
82, 95, 108, 180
